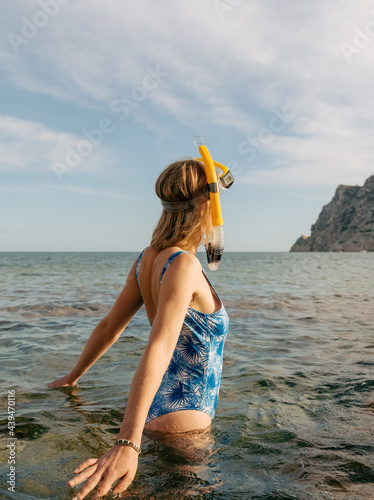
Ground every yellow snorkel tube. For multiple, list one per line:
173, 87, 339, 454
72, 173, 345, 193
194, 136, 234, 271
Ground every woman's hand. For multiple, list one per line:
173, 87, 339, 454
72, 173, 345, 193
69, 445, 138, 500
48, 373, 78, 388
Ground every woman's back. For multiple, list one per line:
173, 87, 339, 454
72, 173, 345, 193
136, 246, 229, 432
136, 246, 222, 325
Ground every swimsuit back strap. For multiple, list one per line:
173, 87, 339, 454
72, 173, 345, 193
160, 251, 189, 282
135, 249, 145, 286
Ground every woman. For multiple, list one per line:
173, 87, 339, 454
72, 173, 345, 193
49, 158, 229, 500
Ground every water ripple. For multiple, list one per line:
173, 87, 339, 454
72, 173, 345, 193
0, 252, 373, 499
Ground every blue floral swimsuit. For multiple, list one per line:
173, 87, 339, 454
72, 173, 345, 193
135, 250, 229, 423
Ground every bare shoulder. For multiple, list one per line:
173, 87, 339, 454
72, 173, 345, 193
178, 252, 202, 277
156, 251, 201, 312
158, 249, 202, 285
168, 249, 200, 272
138, 245, 157, 264
135, 246, 157, 273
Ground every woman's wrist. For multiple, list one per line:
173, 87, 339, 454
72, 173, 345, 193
117, 431, 142, 444
113, 439, 141, 454
117, 427, 142, 449
66, 371, 79, 385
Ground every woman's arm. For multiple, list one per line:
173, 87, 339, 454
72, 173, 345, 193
117, 253, 200, 443
68, 253, 200, 500
49, 260, 143, 388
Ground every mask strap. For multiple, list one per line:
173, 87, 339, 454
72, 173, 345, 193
160, 199, 195, 212
160, 191, 208, 213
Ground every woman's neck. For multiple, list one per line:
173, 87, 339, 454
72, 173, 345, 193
175, 241, 198, 255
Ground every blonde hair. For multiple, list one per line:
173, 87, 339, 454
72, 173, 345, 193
151, 159, 211, 251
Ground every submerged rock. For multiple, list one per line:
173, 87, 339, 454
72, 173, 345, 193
290, 175, 374, 252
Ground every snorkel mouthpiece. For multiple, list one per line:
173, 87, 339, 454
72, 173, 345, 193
194, 136, 233, 271
206, 225, 224, 271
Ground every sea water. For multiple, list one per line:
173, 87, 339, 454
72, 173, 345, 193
0, 252, 373, 499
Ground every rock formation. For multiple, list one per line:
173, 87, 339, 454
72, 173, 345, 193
290, 175, 374, 252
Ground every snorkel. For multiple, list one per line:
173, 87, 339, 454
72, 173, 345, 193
194, 136, 234, 271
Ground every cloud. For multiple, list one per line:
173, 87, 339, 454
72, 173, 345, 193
3, 2, 374, 109
2, 0, 374, 188
2, 2, 285, 125
237, 99, 374, 187
0, 115, 73, 171
0, 182, 132, 199
0, 115, 116, 176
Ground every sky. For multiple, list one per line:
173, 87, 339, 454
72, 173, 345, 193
1, 0, 374, 252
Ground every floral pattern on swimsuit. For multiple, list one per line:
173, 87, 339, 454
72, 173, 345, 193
135, 250, 229, 422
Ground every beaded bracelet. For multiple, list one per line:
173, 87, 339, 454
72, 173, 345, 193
114, 439, 141, 454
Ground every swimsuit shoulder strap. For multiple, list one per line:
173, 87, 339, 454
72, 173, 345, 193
135, 249, 145, 286
201, 267, 223, 304
160, 251, 189, 282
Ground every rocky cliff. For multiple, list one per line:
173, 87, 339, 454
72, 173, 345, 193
290, 175, 374, 252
